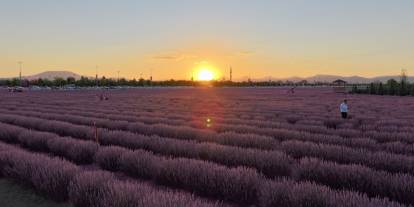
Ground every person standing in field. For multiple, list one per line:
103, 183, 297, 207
340, 99, 349, 119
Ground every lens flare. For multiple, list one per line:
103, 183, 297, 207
205, 117, 213, 128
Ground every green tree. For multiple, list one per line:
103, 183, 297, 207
351, 85, 358, 94
10, 78, 20, 86
44, 79, 54, 87
378, 82, 385, 95
399, 70, 408, 96
100, 76, 109, 86
66, 77, 76, 85
53, 77, 67, 87
410, 84, 414, 96
138, 78, 145, 86
386, 79, 398, 95
0, 80, 7, 86
76, 76, 92, 87
369, 83, 376, 94
119, 78, 128, 86
37, 78, 45, 86
130, 78, 138, 86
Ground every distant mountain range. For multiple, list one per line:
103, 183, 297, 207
24, 71, 82, 81
247, 74, 414, 84
2, 71, 412, 84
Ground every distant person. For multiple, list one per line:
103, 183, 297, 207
287, 86, 296, 94
340, 99, 349, 119
98, 94, 108, 101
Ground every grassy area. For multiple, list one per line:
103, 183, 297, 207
0, 178, 73, 207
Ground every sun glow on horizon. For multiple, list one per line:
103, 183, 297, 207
197, 67, 216, 81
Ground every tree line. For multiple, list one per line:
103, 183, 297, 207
0, 76, 325, 88
352, 73, 414, 96
0, 76, 152, 87
3, 75, 413, 95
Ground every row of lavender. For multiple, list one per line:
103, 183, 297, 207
11, 105, 414, 157
1, 110, 413, 176
3, 88, 414, 130
0, 123, 408, 207
0, 142, 221, 207
2, 111, 414, 174
4, 89, 413, 142
5, 102, 414, 148
2, 89, 414, 206
1, 103, 404, 140
3, 104, 414, 155
1, 116, 413, 205
7, 99, 414, 138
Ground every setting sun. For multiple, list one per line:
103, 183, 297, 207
197, 68, 214, 81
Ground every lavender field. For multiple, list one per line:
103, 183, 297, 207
0, 87, 414, 207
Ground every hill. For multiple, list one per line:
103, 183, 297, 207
25, 71, 82, 81
250, 74, 414, 84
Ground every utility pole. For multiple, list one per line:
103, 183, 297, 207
117, 70, 120, 84
229, 66, 233, 82
149, 68, 153, 81
401, 68, 407, 82
401, 68, 408, 96
149, 68, 153, 87
18, 61, 23, 86
95, 65, 99, 87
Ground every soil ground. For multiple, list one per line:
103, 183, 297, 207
0, 178, 73, 207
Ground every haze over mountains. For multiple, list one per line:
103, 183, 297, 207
24, 71, 82, 81
8, 71, 413, 84
251, 74, 414, 84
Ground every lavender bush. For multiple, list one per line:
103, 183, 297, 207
294, 157, 414, 205
2, 88, 414, 206
0, 149, 80, 201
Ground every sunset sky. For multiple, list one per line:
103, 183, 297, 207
1, 0, 413, 80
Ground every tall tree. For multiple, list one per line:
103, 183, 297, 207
67, 77, 76, 85
410, 84, 414, 96
369, 83, 376, 94
387, 79, 398, 95
378, 82, 385, 95
399, 69, 408, 96
53, 77, 66, 87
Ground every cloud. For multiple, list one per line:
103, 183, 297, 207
152, 53, 198, 62
194, 60, 209, 65
237, 51, 255, 56
153, 55, 181, 60
152, 50, 254, 62
225, 50, 256, 58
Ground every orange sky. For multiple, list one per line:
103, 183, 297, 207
1, 1, 413, 80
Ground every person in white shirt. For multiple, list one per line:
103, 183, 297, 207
340, 99, 349, 119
